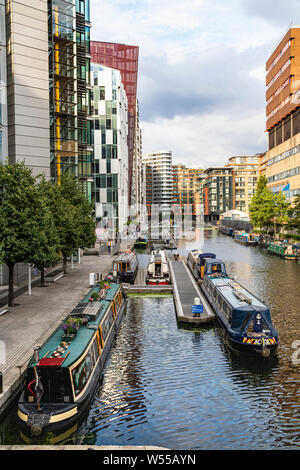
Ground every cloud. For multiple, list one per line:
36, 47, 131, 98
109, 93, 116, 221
241, 0, 300, 27
141, 110, 267, 169
90, 0, 287, 167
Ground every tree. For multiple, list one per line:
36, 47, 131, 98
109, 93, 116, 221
56, 175, 96, 274
273, 192, 290, 238
0, 162, 46, 306
29, 177, 61, 287
249, 176, 276, 232
288, 194, 300, 232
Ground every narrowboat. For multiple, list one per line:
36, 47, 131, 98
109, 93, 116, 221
187, 250, 216, 281
111, 250, 138, 284
267, 242, 299, 260
219, 226, 234, 236
234, 232, 258, 246
18, 280, 127, 437
134, 236, 148, 249
201, 259, 279, 357
146, 249, 170, 285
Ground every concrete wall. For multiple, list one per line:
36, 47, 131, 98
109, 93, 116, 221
5, 0, 50, 177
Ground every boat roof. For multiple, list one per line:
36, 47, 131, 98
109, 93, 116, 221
208, 275, 267, 310
114, 251, 136, 262
29, 282, 121, 369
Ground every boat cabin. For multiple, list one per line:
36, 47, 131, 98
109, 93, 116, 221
204, 259, 227, 276
187, 251, 216, 280
111, 251, 138, 284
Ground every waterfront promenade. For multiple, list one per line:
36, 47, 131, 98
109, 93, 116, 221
0, 246, 130, 416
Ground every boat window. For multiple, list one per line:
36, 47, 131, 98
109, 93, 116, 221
101, 308, 114, 343
121, 262, 127, 271
71, 347, 95, 397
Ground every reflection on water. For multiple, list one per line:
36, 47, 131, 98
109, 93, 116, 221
1, 230, 300, 448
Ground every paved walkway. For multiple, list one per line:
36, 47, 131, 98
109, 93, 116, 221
0, 250, 124, 415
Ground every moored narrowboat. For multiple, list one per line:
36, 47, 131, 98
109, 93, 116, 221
187, 250, 216, 281
111, 250, 138, 284
18, 280, 127, 437
234, 232, 258, 246
201, 259, 279, 357
219, 226, 234, 236
134, 236, 148, 249
146, 249, 170, 285
267, 242, 299, 260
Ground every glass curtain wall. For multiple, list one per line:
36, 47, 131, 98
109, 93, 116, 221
48, 0, 77, 184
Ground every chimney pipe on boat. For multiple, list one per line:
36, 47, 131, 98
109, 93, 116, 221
34, 346, 41, 363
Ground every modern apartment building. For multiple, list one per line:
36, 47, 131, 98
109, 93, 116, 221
143, 151, 173, 214
172, 164, 203, 217
227, 155, 260, 215
200, 167, 233, 222
265, 26, 300, 201
0, 0, 8, 164
91, 41, 139, 207
91, 63, 129, 236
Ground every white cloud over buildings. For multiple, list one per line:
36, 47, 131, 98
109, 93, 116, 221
90, 0, 300, 167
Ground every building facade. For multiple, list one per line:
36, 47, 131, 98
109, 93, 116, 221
91, 63, 129, 236
0, 0, 8, 164
227, 155, 260, 215
172, 164, 203, 217
49, 0, 93, 197
5, 0, 50, 176
265, 26, 300, 201
91, 41, 139, 207
143, 151, 173, 214
200, 167, 233, 222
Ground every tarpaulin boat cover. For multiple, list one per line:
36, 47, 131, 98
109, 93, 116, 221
231, 305, 273, 332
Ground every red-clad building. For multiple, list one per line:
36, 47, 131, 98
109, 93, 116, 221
91, 41, 139, 204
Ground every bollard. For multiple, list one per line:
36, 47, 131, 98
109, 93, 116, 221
0, 372, 3, 394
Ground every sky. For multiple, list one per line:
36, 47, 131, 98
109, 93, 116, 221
90, 0, 300, 168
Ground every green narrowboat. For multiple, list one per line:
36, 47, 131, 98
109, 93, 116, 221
18, 280, 127, 438
267, 242, 299, 260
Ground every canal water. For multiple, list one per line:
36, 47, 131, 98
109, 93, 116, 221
1, 230, 300, 449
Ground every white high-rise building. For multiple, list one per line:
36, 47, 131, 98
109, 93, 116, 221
91, 63, 129, 238
143, 151, 173, 210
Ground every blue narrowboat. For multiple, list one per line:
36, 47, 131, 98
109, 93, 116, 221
219, 226, 234, 236
187, 250, 216, 281
201, 259, 279, 357
234, 232, 258, 246
18, 280, 127, 437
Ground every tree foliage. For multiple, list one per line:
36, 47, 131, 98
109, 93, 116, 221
0, 163, 96, 306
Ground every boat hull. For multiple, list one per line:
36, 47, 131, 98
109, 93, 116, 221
18, 299, 127, 437
201, 282, 278, 357
146, 279, 170, 285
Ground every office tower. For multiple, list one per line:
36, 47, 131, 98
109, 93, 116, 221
91, 63, 129, 236
0, 0, 8, 164
143, 151, 173, 211
91, 41, 139, 206
5, 0, 50, 176
265, 26, 300, 201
